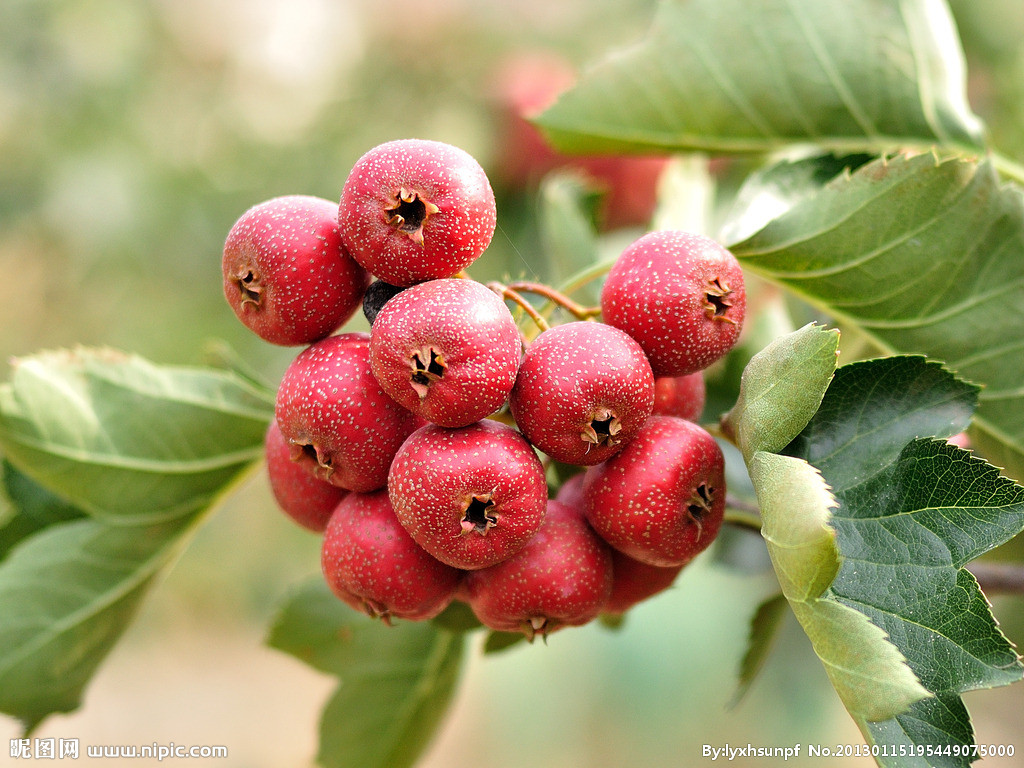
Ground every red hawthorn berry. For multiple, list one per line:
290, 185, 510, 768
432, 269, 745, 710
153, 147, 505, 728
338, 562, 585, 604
652, 372, 706, 422
388, 419, 547, 570
369, 279, 521, 428
338, 139, 497, 287
601, 230, 746, 377
604, 549, 685, 615
263, 420, 347, 532
222, 195, 370, 346
583, 415, 726, 568
463, 500, 613, 640
509, 321, 654, 466
321, 490, 463, 622
275, 333, 422, 493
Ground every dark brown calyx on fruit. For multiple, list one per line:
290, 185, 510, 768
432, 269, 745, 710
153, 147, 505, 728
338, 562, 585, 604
361, 598, 393, 627
703, 277, 737, 323
581, 407, 622, 448
685, 482, 715, 540
386, 187, 440, 246
409, 347, 447, 399
460, 492, 498, 535
291, 440, 334, 482
234, 268, 263, 308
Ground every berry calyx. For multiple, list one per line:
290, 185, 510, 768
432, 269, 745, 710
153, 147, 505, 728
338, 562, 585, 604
275, 333, 422, 492
339, 139, 497, 287
509, 321, 654, 465
388, 420, 547, 570
263, 420, 347, 532
583, 415, 726, 567
369, 279, 521, 428
321, 490, 462, 622
222, 195, 370, 346
601, 230, 746, 377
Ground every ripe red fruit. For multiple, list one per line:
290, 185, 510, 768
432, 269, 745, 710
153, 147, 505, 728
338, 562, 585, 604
222, 195, 370, 346
264, 420, 347, 532
652, 372, 706, 422
369, 279, 521, 428
463, 500, 613, 640
604, 549, 684, 615
554, 472, 585, 512
321, 490, 463, 622
583, 415, 726, 568
601, 230, 746, 377
388, 420, 547, 570
275, 333, 422, 493
510, 321, 654, 466
338, 139, 497, 287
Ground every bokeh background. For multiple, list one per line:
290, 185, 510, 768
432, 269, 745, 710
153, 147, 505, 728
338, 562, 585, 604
2, 1, 1023, 766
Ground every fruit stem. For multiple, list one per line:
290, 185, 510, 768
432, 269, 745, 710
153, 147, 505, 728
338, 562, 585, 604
495, 280, 600, 321
488, 282, 551, 332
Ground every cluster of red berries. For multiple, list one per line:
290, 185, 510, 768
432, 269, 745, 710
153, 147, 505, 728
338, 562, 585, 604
223, 138, 746, 640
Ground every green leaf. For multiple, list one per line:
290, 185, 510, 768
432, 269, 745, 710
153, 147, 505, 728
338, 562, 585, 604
268, 579, 465, 768
0, 461, 85, 561
0, 348, 274, 523
732, 592, 788, 705
729, 153, 1024, 482
0, 515, 201, 731
535, 0, 984, 156
721, 323, 840, 460
785, 357, 1024, 764
749, 451, 930, 722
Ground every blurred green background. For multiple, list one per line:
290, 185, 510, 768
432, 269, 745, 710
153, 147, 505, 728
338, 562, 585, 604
2, 1, 1023, 766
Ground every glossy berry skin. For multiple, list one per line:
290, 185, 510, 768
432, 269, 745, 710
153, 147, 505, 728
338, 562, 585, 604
463, 500, 613, 640
604, 549, 684, 615
510, 321, 654, 466
264, 420, 347, 532
601, 230, 746, 377
370, 279, 521, 428
275, 333, 422, 493
321, 490, 463, 622
388, 420, 547, 570
554, 472, 586, 512
338, 139, 497, 287
583, 415, 726, 568
652, 372, 706, 422
222, 195, 370, 346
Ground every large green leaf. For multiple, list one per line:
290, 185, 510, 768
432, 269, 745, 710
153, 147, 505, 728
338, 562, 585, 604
730, 153, 1024, 483
784, 357, 1024, 765
535, 0, 984, 156
0, 514, 202, 732
268, 579, 465, 768
0, 348, 274, 523
0, 349, 272, 731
